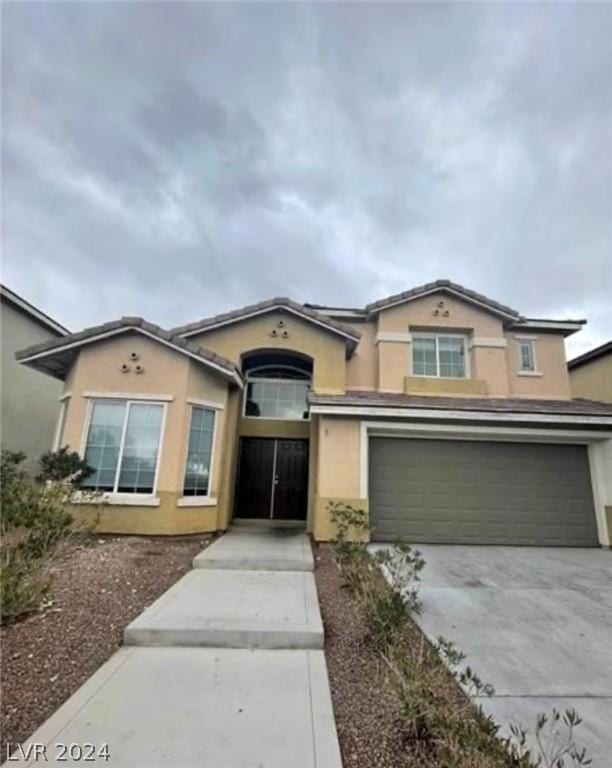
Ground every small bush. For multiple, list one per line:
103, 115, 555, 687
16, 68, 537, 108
363, 543, 425, 652
0, 450, 97, 623
37, 446, 93, 484
509, 709, 592, 767
328, 501, 370, 593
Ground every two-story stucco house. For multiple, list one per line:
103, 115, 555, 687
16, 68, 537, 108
16, 280, 612, 546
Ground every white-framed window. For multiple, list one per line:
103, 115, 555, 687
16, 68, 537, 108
183, 406, 216, 497
518, 339, 537, 372
412, 334, 467, 378
243, 366, 310, 420
80, 400, 165, 495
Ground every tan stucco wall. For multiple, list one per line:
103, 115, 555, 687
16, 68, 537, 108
1, 300, 64, 472
378, 294, 504, 335
377, 341, 411, 392
404, 376, 488, 396
216, 389, 242, 530
60, 333, 234, 535
588, 438, 612, 547
471, 346, 509, 396
238, 418, 310, 439
314, 416, 368, 540
507, 334, 571, 399
74, 492, 219, 536
569, 353, 612, 403
189, 311, 347, 394
345, 320, 377, 391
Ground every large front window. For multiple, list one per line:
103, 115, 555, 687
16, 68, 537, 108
412, 334, 467, 378
244, 362, 311, 420
245, 379, 310, 419
81, 400, 164, 494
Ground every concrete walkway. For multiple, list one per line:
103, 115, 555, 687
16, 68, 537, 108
10, 529, 341, 767
373, 544, 612, 766
124, 567, 323, 648
193, 526, 314, 571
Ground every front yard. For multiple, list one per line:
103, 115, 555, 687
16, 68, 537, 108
315, 544, 425, 767
1, 535, 209, 761
315, 538, 594, 768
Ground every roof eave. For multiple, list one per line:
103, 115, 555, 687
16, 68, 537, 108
568, 340, 612, 369
1, 285, 69, 336
17, 324, 243, 388
309, 402, 612, 428
508, 319, 587, 337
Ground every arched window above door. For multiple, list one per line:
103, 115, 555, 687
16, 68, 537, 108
242, 352, 312, 420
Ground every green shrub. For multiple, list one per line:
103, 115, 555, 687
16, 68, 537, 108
328, 501, 370, 593
0, 450, 96, 623
37, 446, 93, 483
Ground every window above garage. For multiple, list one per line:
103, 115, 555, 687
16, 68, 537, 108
412, 333, 468, 378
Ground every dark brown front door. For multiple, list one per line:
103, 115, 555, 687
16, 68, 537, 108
235, 438, 308, 520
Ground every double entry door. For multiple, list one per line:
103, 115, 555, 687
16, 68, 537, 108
235, 438, 308, 520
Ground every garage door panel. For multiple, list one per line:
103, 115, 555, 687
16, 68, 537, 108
369, 438, 598, 546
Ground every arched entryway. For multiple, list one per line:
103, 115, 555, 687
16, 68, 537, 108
234, 351, 312, 521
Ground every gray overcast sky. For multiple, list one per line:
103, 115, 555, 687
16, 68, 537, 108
2, 2, 611, 357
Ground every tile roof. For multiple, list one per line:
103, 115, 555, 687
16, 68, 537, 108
16, 317, 242, 383
309, 389, 612, 417
365, 279, 522, 319
171, 297, 361, 344
568, 341, 612, 370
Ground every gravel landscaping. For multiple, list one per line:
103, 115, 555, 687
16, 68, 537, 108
315, 544, 436, 768
1, 534, 210, 760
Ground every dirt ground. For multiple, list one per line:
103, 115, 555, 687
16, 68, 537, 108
314, 544, 434, 768
1, 535, 209, 760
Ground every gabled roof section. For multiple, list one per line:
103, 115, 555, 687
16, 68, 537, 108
365, 279, 523, 321
16, 317, 243, 386
568, 340, 612, 370
1, 284, 69, 336
172, 297, 361, 352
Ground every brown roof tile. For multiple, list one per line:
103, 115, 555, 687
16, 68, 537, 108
309, 389, 612, 417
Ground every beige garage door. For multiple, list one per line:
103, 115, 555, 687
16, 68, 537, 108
369, 438, 598, 546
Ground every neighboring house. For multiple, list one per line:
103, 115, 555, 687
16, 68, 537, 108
16, 279, 612, 546
1, 285, 69, 471
568, 341, 612, 404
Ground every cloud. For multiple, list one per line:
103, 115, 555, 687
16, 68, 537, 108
2, 2, 611, 357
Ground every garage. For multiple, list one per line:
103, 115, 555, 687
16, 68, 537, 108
369, 437, 599, 546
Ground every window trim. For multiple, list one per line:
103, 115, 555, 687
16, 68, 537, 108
242, 377, 311, 421
80, 397, 168, 498
516, 338, 538, 374
246, 364, 311, 380
53, 396, 70, 451
411, 332, 469, 379
181, 404, 218, 500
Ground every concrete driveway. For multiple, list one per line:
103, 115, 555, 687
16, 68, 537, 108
371, 545, 612, 765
